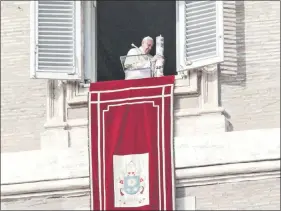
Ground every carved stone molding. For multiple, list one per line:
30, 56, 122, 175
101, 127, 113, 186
67, 81, 89, 107
2, 128, 280, 199
175, 70, 198, 95
67, 74, 200, 108
2, 162, 279, 200
40, 80, 69, 149
44, 80, 67, 125
199, 64, 220, 109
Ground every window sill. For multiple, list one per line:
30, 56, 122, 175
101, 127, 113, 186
68, 76, 198, 106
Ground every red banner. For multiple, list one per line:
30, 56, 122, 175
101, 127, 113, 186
89, 76, 175, 210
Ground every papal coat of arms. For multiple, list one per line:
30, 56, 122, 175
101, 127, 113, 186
116, 160, 148, 207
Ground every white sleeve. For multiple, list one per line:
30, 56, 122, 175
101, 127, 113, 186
126, 48, 137, 56
124, 49, 138, 68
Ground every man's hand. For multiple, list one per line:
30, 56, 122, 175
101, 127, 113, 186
151, 54, 164, 62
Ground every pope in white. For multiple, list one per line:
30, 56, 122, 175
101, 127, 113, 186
123, 36, 164, 78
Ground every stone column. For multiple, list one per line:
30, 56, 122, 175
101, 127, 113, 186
40, 80, 69, 149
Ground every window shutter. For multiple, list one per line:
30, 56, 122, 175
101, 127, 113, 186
178, 1, 224, 70
220, 1, 238, 75
30, 1, 82, 80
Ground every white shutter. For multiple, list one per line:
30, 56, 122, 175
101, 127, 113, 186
30, 1, 82, 80
177, 1, 224, 70
220, 1, 238, 75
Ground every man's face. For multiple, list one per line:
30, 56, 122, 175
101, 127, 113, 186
142, 40, 153, 54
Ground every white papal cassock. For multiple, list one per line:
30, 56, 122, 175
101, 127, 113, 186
124, 48, 152, 69
123, 48, 153, 80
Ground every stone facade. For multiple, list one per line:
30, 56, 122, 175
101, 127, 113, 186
1, 1, 46, 152
1, 1, 280, 210
2, 178, 279, 210
1, 1, 280, 151
178, 178, 280, 210
2, 128, 280, 210
1, 1, 280, 152
220, 1, 280, 131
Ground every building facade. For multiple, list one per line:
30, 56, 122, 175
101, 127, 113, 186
1, 1, 280, 210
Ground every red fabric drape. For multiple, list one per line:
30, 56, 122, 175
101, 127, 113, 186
89, 76, 175, 210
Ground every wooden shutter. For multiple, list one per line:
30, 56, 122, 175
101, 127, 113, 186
177, 1, 224, 70
30, 1, 82, 80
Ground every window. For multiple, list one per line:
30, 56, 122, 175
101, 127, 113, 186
30, 1, 224, 86
96, 1, 176, 82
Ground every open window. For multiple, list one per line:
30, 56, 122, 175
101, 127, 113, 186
30, 1, 224, 84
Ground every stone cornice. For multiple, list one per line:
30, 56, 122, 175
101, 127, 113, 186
1, 128, 280, 200
2, 160, 279, 201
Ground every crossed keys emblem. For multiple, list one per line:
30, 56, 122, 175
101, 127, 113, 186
120, 175, 145, 195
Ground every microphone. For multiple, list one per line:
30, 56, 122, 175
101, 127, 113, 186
131, 43, 138, 49
131, 43, 143, 55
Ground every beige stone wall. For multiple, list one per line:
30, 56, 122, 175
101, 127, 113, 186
1, 128, 279, 210
178, 178, 280, 210
1, 1, 280, 152
2, 178, 280, 210
220, 1, 280, 131
1, 1, 46, 152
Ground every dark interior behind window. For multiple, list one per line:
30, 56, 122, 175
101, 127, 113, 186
97, 0, 176, 82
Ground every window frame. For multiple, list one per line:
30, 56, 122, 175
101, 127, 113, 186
82, 1, 97, 83
175, 1, 197, 93
68, 1, 200, 106
83, 1, 200, 86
